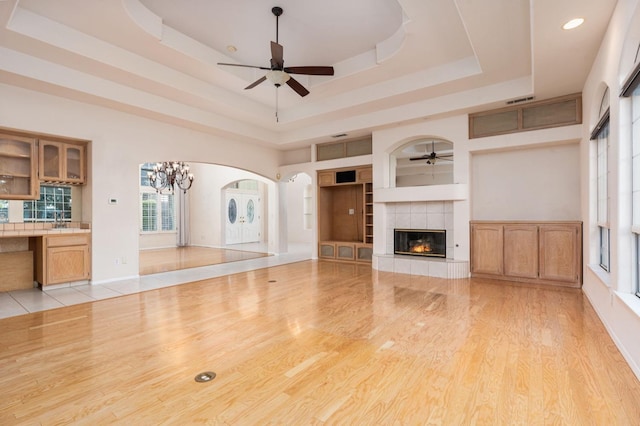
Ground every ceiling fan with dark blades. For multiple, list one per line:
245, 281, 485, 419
217, 6, 334, 97
409, 141, 454, 164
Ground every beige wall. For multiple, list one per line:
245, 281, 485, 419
471, 143, 580, 221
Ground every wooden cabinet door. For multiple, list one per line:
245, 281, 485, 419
41, 141, 86, 184
504, 224, 538, 278
318, 172, 334, 186
39, 140, 63, 181
64, 144, 85, 183
318, 242, 336, 259
539, 224, 581, 285
470, 223, 504, 275
357, 167, 372, 183
336, 243, 355, 260
0, 133, 38, 199
46, 245, 90, 284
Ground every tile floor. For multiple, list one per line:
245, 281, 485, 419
0, 244, 312, 320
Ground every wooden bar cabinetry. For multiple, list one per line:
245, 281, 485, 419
470, 221, 582, 287
32, 233, 91, 286
39, 140, 86, 184
318, 165, 373, 263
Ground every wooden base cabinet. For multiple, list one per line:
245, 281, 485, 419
318, 241, 372, 263
503, 224, 538, 279
470, 221, 582, 287
33, 234, 91, 286
470, 223, 504, 275
539, 224, 581, 283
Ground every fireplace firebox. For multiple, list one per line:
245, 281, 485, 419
394, 229, 446, 258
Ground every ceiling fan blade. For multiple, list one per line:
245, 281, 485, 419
244, 76, 267, 90
271, 41, 284, 69
409, 155, 429, 161
283, 66, 334, 76
286, 77, 310, 97
434, 157, 453, 161
218, 62, 270, 71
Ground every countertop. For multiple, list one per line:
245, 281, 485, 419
0, 223, 91, 238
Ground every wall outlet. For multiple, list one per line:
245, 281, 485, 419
121, 256, 127, 264
115, 258, 120, 265
349, 208, 355, 215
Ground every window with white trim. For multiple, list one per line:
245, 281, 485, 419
23, 185, 72, 222
140, 163, 175, 232
592, 88, 610, 271
622, 43, 640, 296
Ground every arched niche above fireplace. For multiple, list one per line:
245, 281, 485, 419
390, 138, 454, 187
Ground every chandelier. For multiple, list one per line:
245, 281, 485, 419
148, 161, 194, 194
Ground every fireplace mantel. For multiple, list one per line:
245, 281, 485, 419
375, 183, 468, 203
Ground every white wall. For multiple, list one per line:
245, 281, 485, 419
471, 143, 581, 220
285, 173, 313, 244
0, 84, 281, 283
139, 232, 176, 250
580, 0, 640, 380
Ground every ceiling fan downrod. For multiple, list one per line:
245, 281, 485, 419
272, 7, 283, 44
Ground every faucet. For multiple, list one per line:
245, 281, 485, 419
55, 211, 67, 228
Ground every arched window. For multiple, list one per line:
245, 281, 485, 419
390, 138, 454, 187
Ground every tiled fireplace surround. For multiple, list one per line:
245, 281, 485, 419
372, 201, 469, 279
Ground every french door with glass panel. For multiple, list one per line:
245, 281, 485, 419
225, 190, 260, 245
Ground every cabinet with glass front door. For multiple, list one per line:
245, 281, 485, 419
39, 140, 86, 184
0, 132, 38, 199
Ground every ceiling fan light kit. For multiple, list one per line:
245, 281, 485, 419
266, 70, 290, 86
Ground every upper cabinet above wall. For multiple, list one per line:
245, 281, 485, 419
39, 140, 86, 184
0, 128, 89, 200
468, 93, 582, 139
0, 133, 38, 199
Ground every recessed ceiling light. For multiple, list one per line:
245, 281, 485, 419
226, 45, 237, 53
563, 18, 584, 30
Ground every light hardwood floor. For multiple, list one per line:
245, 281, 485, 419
139, 246, 269, 275
1, 260, 639, 424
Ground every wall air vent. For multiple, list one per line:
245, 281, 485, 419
332, 133, 348, 138
506, 96, 534, 105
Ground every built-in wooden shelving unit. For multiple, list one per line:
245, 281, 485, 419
317, 165, 373, 263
